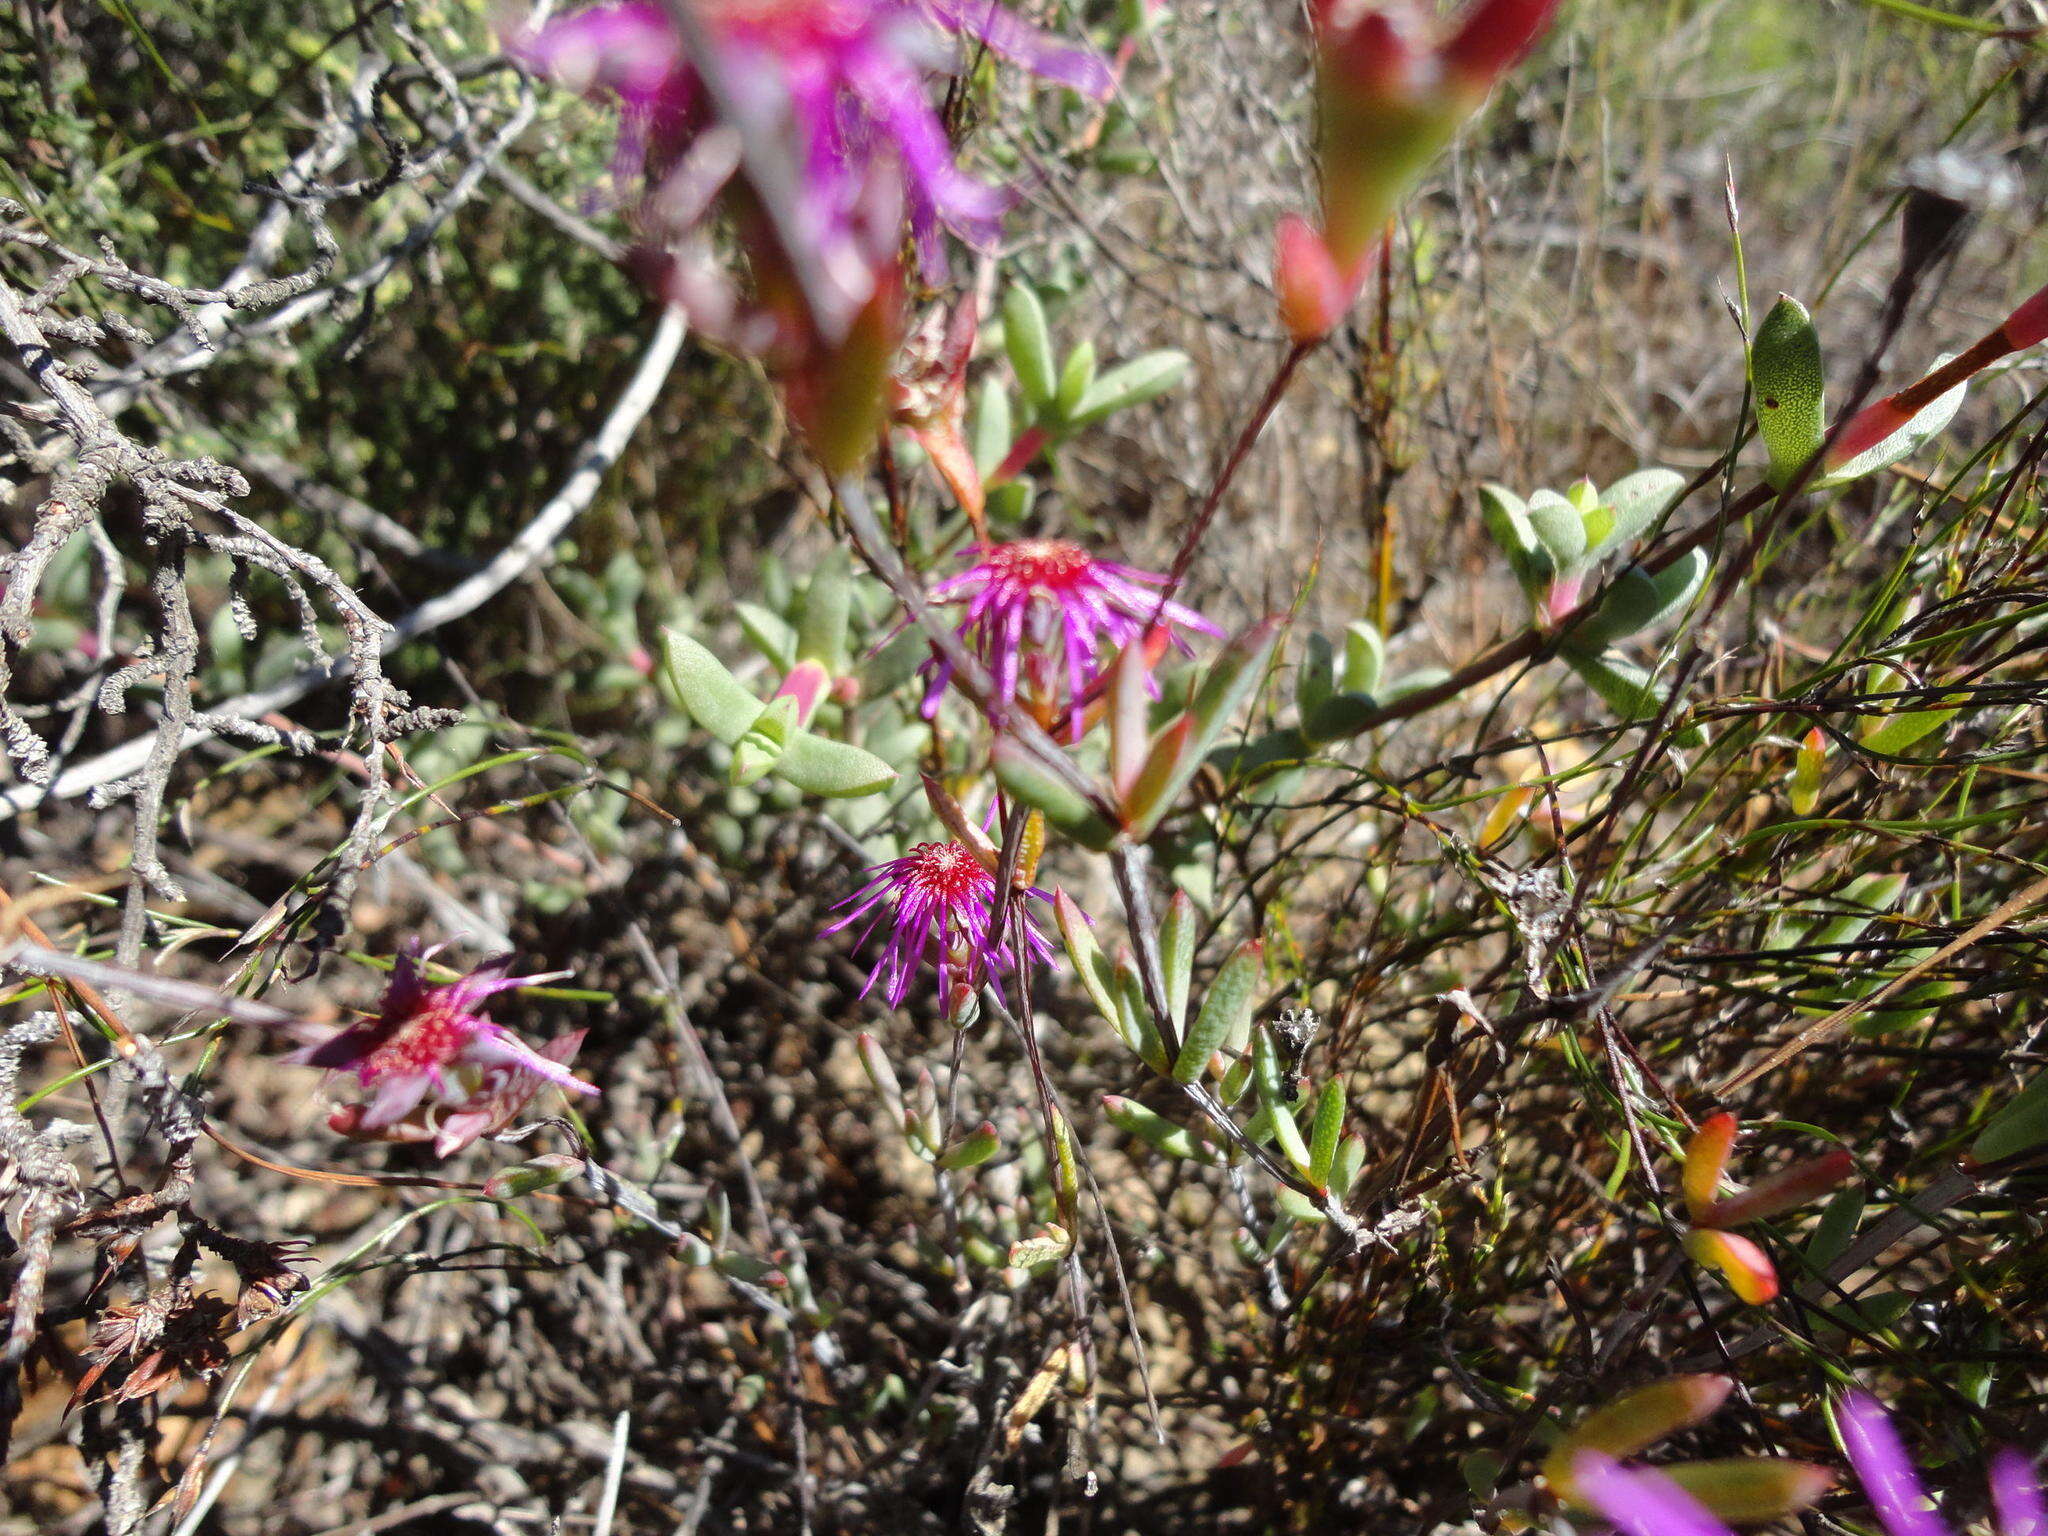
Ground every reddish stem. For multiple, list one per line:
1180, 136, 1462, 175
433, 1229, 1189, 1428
1153, 340, 1314, 621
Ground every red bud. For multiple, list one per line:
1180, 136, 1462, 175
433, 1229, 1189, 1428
1682, 1112, 1739, 1223
1275, 216, 1361, 343
1684, 1228, 1779, 1304
1703, 1148, 1855, 1228
1441, 0, 1563, 92
770, 658, 831, 728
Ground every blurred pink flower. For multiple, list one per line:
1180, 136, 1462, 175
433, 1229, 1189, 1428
1840, 1392, 2045, 1536
1574, 1392, 2047, 1536
823, 839, 1053, 1009
510, 0, 1110, 339
288, 944, 597, 1153
919, 539, 1221, 733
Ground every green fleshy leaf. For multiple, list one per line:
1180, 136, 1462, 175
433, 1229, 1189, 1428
1805, 872, 1908, 951
1525, 488, 1588, 569
1114, 953, 1171, 1075
988, 476, 1034, 523
795, 546, 853, 673
1751, 295, 1827, 486
992, 735, 1117, 848
1159, 890, 1197, 1033
1479, 483, 1546, 590
971, 377, 1013, 478
1275, 1187, 1323, 1223
1341, 620, 1385, 695
1377, 667, 1452, 705
1052, 338, 1097, 421
1973, 1069, 2048, 1164
1215, 726, 1310, 786
1123, 619, 1282, 838
1563, 646, 1663, 722
1805, 1186, 1865, 1268
1069, 350, 1191, 426
1308, 1078, 1344, 1187
1570, 548, 1708, 648
1104, 1094, 1218, 1163
1186, 619, 1285, 746
1300, 691, 1382, 744
1332, 1132, 1366, 1195
731, 693, 799, 787
937, 1122, 1001, 1170
734, 602, 797, 672
1857, 667, 1962, 756
1252, 1028, 1313, 1175
1174, 940, 1260, 1085
1002, 286, 1057, 409
662, 629, 768, 747
484, 1153, 583, 1200
1295, 631, 1337, 720
1055, 891, 1120, 1027
1845, 947, 1962, 1037
1663, 1460, 1834, 1525
1596, 468, 1688, 554
775, 732, 898, 798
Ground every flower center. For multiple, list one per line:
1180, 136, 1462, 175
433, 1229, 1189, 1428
365, 996, 476, 1080
985, 539, 1094, 592
902, 841, 990, 905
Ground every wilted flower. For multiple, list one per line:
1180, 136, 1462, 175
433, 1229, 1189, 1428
73, 1280, 235, 1409
193, 1223, 314, 1329
892, 297, 985, 522
823, 839, 1053, 1010
285, 945, 597, 1155
1572, 1391, 2046, 1536
919, 539, 1222, 734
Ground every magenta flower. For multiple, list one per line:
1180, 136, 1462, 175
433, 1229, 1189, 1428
288, 944, 598, 1153
1840, 1393, 2046, 1536
823, 839, 1054, 1009
1573, 1392, 2047, 1536
1569, 1454, 1739, 1536
919, 539, 1222, 733
510, 0, 1110, 336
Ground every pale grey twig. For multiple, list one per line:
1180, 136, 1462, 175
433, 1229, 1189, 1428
0, 308, 688, 825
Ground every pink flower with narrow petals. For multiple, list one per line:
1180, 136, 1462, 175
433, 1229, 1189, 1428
287, 944, 597, 1154
823, 840, 1053, 1009
919, 539, 1222, 733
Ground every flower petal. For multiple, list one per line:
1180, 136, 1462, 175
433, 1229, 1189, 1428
1571, 1452, 1739, 1536
1840, 1392, 1950, 1536
1992, 1450, 2047, 1536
